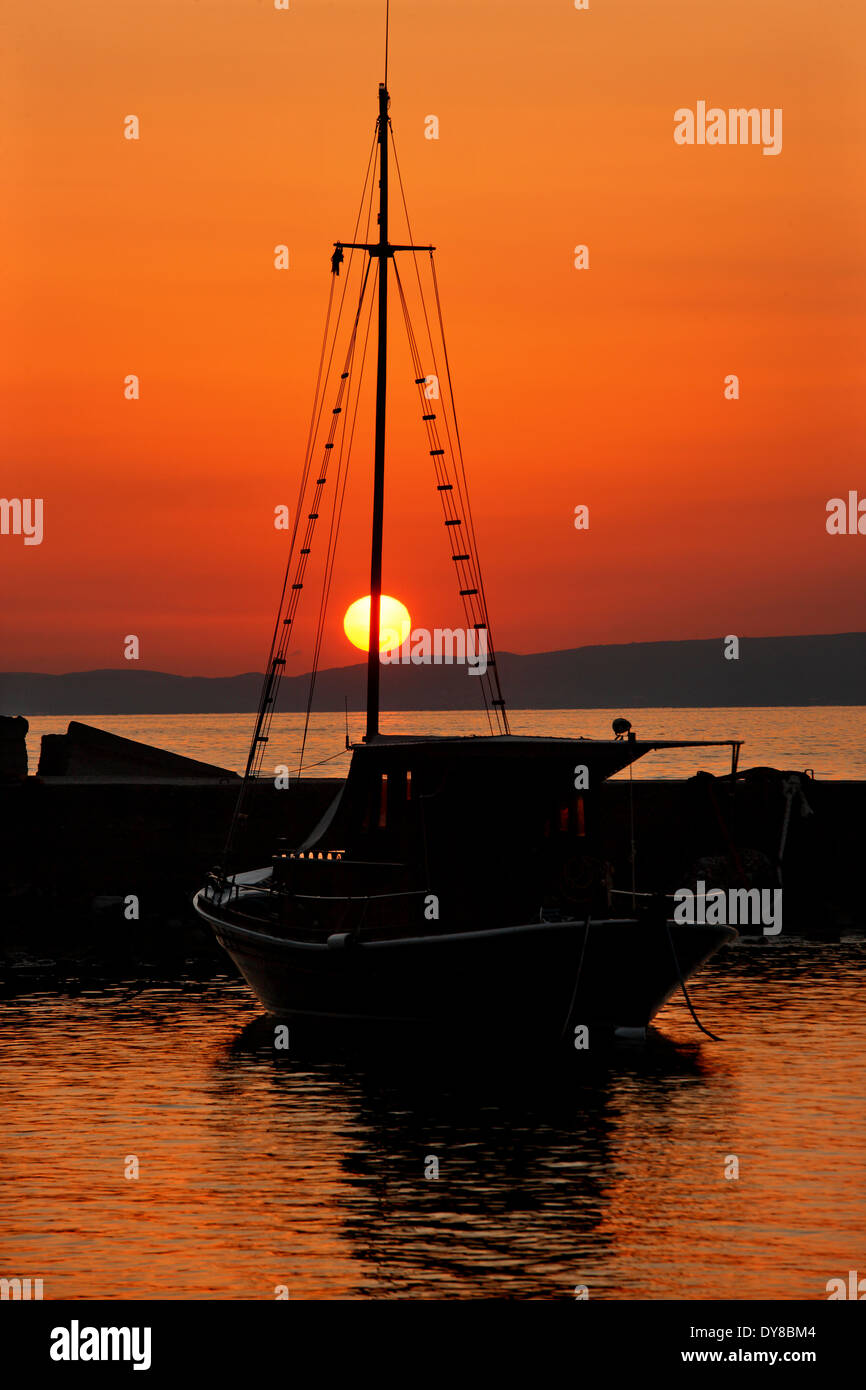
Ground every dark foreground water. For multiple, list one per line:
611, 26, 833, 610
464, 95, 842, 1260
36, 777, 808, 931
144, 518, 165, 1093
1, 940, 864, 1300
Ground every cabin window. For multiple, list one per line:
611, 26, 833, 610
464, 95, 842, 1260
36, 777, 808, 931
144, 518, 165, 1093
406, 769, 412, 801
378, 773, 388, 828
575, 794, 586, 837
559, 806, 569, 833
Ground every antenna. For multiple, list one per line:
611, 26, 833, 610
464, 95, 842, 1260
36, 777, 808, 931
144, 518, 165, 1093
384, 0, 390, 88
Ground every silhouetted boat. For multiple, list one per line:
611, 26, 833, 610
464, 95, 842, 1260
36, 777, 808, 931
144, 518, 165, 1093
194, 67, 738, 1043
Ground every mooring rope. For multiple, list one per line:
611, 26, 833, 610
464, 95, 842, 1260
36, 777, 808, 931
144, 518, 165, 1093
665, 920, 723, 1041
559, 910, 592, 1043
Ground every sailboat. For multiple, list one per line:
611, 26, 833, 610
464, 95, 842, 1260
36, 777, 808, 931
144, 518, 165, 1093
193, 63, 739, 1044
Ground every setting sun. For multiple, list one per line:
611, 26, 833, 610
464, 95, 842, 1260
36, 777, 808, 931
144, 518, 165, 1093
343, 595, 412, 653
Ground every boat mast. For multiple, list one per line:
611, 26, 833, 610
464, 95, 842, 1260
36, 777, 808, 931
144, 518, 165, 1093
366, 80, 389, 742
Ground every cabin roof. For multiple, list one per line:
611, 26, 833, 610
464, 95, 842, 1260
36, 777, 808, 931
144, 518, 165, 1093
351, 734, 742, 756
298, 734, 743, 850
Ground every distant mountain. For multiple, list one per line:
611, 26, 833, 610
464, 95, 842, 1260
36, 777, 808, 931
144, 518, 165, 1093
1, 633, 864, 715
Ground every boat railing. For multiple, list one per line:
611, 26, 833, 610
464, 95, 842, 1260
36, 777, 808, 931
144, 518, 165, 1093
216, 873, 430, 908
609, 888, 757, 901
287, 888, 430, 904
610, 888, 661, 901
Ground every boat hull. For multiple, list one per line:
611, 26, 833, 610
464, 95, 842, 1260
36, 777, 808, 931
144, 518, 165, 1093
194, 892, 734, 1041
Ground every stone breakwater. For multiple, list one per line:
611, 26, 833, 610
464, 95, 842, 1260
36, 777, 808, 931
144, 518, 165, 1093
0, 720, 861, 983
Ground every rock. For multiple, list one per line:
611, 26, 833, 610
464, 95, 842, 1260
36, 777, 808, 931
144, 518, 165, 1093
0, 715, 28, 780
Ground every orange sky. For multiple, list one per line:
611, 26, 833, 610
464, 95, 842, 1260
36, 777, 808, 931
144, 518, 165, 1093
2, 0, 865, 676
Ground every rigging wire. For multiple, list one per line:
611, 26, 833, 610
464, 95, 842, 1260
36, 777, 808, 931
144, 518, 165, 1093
298, 746, 353, 773
390, 254, 508, 732
298, 258, 379, 776
428, 251, 506, 716
224, 105, 511, 870
256, 129, 378, 727
262, 256, 374, 751
222, 129, 379, 871
305, 131, 379, 495
391, 128, 509, 733
392, 130, 506, 712
392, 260, 496, 735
